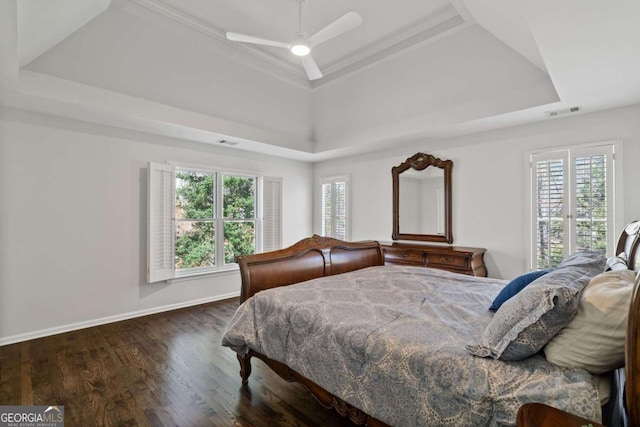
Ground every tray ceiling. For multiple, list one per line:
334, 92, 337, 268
130, 0, 469, 83
5, 0, 640, 161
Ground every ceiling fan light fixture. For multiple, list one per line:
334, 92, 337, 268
225, 1, 362, 80
290, 43, 311, 56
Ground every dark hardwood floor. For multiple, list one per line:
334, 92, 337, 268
0, 298, 356, 427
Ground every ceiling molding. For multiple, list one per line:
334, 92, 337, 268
319, 7, 463, 78
315, 14, 468, 88
447, 0, 475, 24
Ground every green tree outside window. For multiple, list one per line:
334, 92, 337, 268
174, 171, 256, 270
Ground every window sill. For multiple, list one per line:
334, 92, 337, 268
167, 266, 240, 284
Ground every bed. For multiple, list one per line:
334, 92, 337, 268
222, 232, 640, 426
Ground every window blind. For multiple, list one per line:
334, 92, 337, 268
574, 153, 607, 252
148, 162, 176, 282
321, 176, 350, 240
262, 177, 282, 252
534, 156, 566, 268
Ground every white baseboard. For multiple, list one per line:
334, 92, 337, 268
0, 292, 240, 347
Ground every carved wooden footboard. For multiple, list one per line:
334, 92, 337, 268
237, 351, 388, 427
235, 235, 388, 426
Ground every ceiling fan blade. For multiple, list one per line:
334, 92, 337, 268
226, 32, 290, 49
301, 55, 323, 80
308, 12, 362, 46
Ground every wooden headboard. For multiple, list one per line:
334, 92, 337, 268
627, 273, 640, 426
237, 235, 384, 302
615, 221, 640, 425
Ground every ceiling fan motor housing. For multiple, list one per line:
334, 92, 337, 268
290, 34, 310, 56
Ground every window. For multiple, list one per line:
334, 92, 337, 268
148, 162, 282, 282
320, 176, 350, 240
529, 144, 618, 269
175, 170, 216, 270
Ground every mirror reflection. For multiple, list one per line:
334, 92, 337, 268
399, 167, 445, 235
392, 153, 453, 243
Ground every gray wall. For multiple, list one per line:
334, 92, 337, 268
0, 111, 313, 344
314, 103, 640, 279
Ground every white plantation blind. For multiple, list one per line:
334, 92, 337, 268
148, 162, 176, 282
262, 177, 282, 252
530, 145, 615, 269
572, 149, 611, 253
321, 176, 350, 240
334, 181, 347, 239
533, 154, 568, 268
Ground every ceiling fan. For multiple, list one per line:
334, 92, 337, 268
226, 0, 362, 81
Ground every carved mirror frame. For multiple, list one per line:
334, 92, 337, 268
392, 153, 453, 243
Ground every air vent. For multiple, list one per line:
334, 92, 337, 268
545, 106, 581, 117
218, 139, 239, 146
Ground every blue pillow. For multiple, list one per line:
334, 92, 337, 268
489, 269, 551, 312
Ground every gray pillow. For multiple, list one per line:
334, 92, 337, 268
466, 251, 606, 361
556, 250, 607, 269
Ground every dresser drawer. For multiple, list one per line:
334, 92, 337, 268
426, 253, 469, 269
383, 248, 425, 265
381, 243, 487, 276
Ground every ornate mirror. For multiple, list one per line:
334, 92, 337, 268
392, 153, 453, 243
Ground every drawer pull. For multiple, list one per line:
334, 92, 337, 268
440, 256, 454, 263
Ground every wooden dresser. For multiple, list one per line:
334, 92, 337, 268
382, 242, 487, 277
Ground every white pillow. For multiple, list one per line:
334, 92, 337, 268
606, 254, 628, 271
544, 269, 636, 374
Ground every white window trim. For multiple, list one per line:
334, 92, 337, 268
148, 162, 281, 283
320, 175, 351, 241
168, 267, 239, 283
524, 140, 623, 270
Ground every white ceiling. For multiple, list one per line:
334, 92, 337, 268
154, 0, 454, 71
17, 0, 111, 67
123, 0, 471, 84
3, 0, 640, 161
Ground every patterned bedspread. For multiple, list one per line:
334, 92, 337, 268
222, 265, 600, 426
